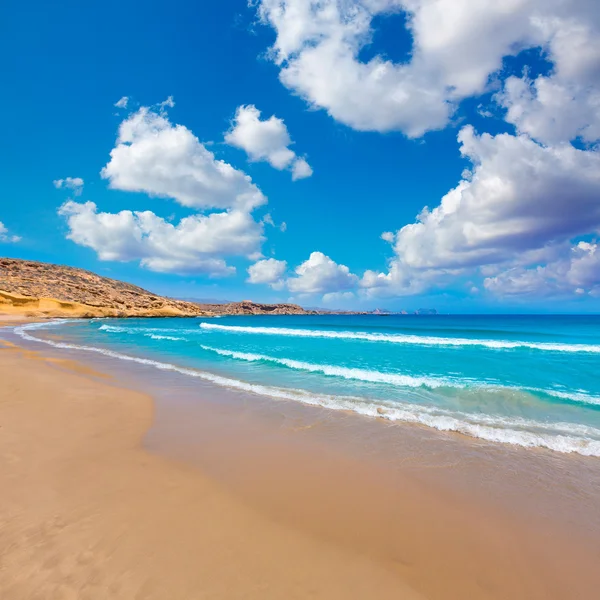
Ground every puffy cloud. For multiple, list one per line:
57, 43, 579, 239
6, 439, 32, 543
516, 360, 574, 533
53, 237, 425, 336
59, 201, 264, 276
360, 261, 447, 298
114, 96, 129, 109
247, 258, 288, 289
291, 157, 313, 180
322, 291, 355, 303
498, 76, 600, 145
101, 106, 266, 211
497, 7, 600, 145
53, 177, 84, 195
287, 251, 358, 294
484, 242, 600, 297
225, 105, 312, 179
0, 221, 20, 243
256, 0, 600, 136
392, 127, 600, 270
359, 126, 600, 297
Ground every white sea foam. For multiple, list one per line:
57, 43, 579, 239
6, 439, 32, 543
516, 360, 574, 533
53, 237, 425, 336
201, 345, 600, 406
99, 324, 191, 335
11, 321, 600, 457
199, 323, 600, 353
200, 345, 471, 389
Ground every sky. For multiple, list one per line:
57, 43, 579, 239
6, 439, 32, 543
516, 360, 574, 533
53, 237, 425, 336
1, 0, 600, 313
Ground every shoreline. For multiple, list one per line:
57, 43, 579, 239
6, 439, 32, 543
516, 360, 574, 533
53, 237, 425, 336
2, 323, 600, 598
0, 337, 422, 599
12, 317, 600, 458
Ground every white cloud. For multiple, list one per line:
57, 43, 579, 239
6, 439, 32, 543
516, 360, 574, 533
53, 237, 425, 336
322, 291, 355, 303
498, 76, 600, 146
484, 241, 600, 297
497, 10, 600, 145
291, 157, 313, 180
101, 106, 266, 211
287, 251, 358, 294
380, 231, 395, 243
225, 105, 312, 179
247, 258, 288, 289
160, 95, 175, 108
262, 212, 288, 231
114, 96, 129, 109
256, 0, 600, 136
59, 201, 264, 276
359, 126, 600, 297
53, 177, 84, 195
392, 127, 600, 270
0, 221, 20, 243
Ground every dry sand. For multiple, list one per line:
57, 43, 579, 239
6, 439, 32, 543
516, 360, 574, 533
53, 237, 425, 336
0, 338, 422, 599
1, 332, 599, 599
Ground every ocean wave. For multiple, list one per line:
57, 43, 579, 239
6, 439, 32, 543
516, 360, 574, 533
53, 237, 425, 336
99, 324, 192, 335
146, 333, 186, 341
200, 345, 473, 389
11, 322, 600, 457
199, 323, 600, 353
200, 345, 600, 407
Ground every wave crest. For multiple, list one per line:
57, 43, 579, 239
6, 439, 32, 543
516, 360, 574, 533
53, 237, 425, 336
199, 323, 600, 353
11, 322, 600, 457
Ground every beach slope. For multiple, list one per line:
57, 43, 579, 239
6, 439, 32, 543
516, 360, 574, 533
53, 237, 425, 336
0, 340, 422, 599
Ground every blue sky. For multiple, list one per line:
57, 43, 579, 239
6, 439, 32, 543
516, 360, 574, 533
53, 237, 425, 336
2, 0, 600, 312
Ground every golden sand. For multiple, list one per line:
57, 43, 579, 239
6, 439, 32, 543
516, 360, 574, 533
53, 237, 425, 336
1, 335, 599, 599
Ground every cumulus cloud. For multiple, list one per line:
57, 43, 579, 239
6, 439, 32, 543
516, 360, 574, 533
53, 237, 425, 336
291, 157, 313, 180
287, 251, 358, 294
484, 242, 600, 297
256, 0, 600, 137
393, 127, 600, 270
59, 201, 264, 276
0, 221, 20, 243
225, 105, 312, 179
498, 76, 600, 146
101, 106, 266, 211
322, 291, 355, 303
247, 258, 288, 289
497, 10, 600, 145
53, 177, 84, 195
114, 96, 129, 109
359, 126, 600, 297
58, 103, 272, 277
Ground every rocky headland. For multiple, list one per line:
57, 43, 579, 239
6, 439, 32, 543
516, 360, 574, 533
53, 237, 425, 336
0, 258, 315, 319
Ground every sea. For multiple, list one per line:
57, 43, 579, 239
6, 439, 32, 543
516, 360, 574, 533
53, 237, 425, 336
12, 314, 600, 457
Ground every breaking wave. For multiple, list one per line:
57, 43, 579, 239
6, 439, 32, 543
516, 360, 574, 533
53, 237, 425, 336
10, 321, 600, 457
199, 323, 600, 353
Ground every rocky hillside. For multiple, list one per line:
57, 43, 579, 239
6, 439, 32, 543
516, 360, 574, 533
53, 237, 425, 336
0, 258, 315, 319
0, 258, 213, 318
199, 300, 314, 316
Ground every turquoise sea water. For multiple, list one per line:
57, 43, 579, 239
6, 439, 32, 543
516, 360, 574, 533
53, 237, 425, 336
14, 314, 600, 456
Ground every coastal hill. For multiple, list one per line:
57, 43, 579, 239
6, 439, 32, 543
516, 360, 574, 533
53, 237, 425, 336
197, 300, 313, 316
0, 258, 312, 319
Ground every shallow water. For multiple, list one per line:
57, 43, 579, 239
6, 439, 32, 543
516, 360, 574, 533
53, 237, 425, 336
12, 314, 600, 456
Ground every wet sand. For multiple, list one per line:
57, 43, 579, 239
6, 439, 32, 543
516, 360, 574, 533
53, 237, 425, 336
1, 334, 600, 599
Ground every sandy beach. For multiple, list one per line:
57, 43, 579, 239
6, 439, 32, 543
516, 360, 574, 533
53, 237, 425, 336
2, 324, 600, 599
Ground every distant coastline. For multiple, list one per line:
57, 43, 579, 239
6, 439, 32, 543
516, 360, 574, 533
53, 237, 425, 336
0, 257, 436, 319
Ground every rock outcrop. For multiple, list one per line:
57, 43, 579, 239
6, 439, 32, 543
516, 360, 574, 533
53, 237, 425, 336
199, 300, 314, 316
0, 258, 316, 319
0, 258, 212, 318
